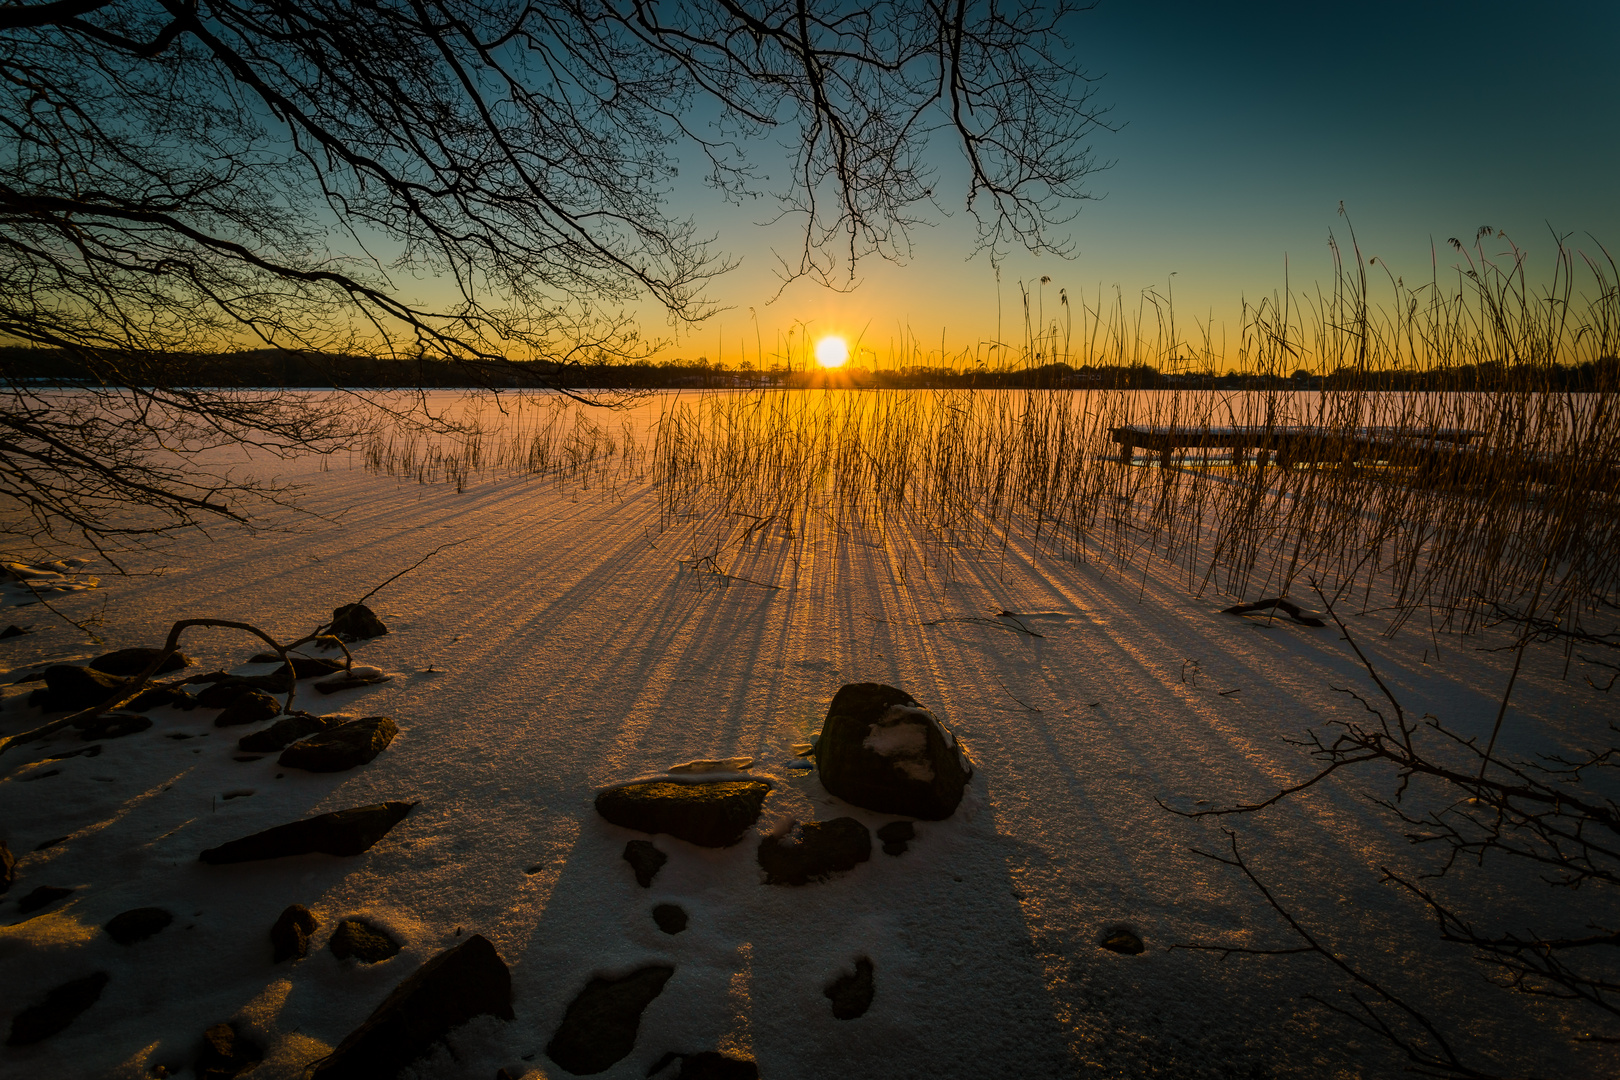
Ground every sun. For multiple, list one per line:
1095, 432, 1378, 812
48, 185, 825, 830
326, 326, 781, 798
814, 336, 849, 369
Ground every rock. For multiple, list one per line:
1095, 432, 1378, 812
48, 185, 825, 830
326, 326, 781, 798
757, 818, 871, 885
330, 603, 388, 641
0, 839, 13, 895
313, 673, 392, 695
88, 647, 192, 677
305, 934, 514, 1080
17, 884, 74, 913
198, 801, 415, 864
277, 716, 398, 772
814, 683, 973, 820
104, 906, 173, 945
214, 689, 282, 727
546, 965, 674, 1075
667, 757, 753, 774
329, 918, 402, 963
195, 673, 291, 709
876, 820, 915, 856
74, 712, 152, 740
622, 840, 667, 887
195, 1021, 263, 1080
5, 971, 108, 1045
1099, 926, 1144, 955
652, 904, 687, 935
271, 904, 318, 962
594, 780, 770, 848
248, 655, 347, 678
824, 957, 874, 1019
127, 685, 198, 711
35, 664, 131, 711
0, 623, 31, 639
238, 713, 336, 753
677, 1052, 759, 1079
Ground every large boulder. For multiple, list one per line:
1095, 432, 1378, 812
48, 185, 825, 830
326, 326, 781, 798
88, 647, 192, 677
278, 716, 398, 772
814, 683, 973, 820
198, 801, 415, 864
305, 934, 513, 1080
546, 966, 674, 1075
756, 818, 871, 885
239, 714, 337, 753
595, 780, 770, 848
329, 603, 388, 641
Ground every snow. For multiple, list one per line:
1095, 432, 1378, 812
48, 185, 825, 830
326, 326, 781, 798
0, 391, 1612, 1079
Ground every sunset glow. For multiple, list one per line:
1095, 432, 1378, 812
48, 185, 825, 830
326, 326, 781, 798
815, 336, 850, 368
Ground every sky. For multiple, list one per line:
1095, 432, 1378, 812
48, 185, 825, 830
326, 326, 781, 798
653, 1, 1620, 370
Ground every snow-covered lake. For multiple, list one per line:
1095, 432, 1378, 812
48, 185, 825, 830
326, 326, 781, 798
0, 389, 1612, 1078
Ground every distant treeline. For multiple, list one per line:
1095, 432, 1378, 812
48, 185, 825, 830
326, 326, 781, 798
3, 347, 1615, 392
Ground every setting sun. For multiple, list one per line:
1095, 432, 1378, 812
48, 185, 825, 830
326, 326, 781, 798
814, 335, 849, 368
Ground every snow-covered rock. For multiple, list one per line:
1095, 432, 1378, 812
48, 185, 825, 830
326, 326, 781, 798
814, 683, 974, 820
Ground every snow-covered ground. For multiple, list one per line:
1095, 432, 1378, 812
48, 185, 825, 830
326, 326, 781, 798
0, 393, 1612, 1079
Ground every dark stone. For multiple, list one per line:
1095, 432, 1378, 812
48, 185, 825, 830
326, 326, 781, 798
330, 603, 388, 641
313, 675, 390, 695
0, 623, 30, 639
35, 664, 132, 711
1099, 926, 1144, 955
623, 840, 667, 887
652, 904, 687, 935
876, 820, 914, 856
195, 1021, 263, 1080
48, 743, 102, 759
17, 885, 74, 913
757, 818, 871, 886
306, 934, 514, 1080
198, 801, 416, 864
214, 689, 281, 727
271, 904, 318, 962
104, 906, 173, 945
278, 716, 398, 773
88, 647, 193, 678
0, 839, 12, 894
814, 683, 974, 820
545, 965, 674, 1075
249, 655, 347, 678
127, 685, 198, 711
329, 918, 402, 963
75, 713, 151, 740
195, 672, 291, 709
594, 780, 770, 849
824, 957, 874, 1020
677, 1051, 759, 1080
237, 713, 336, 753
5, 971, 108, 1045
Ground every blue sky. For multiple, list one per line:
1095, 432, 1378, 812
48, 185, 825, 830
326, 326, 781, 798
656, 1, 1620, 368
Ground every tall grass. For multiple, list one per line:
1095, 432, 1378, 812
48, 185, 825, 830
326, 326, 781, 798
364, 227, 1620, 643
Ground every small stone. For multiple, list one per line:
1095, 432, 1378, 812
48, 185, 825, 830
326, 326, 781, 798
329, 603, 388, 641
595, 779, 770, 848
213, 689, 281, 727
198, 801, 415, 864
546, 966, 674, 1075
271, 904, 317, 962
194, 1021, 263, 1080
0, 839, 13, 895
824, 957, 874, 1020
306, 935, 514, 1080
277, 716, 398, 772
623, 840, 667, 887
329, 918, 402, 963
652, 904, 688, 935
88, 647, 193, 677
757, 818, 871, 885
35, 664, 130, 711
1099, 926, 1144, 955
0, 623, 30, 639
75, 713, 152, 740
5, 971, 108, 1045
127, 685, 197, 711
16, 885, 74, 913
237, 713, 336, 752
104, 906, 173, 945
876, 820, 914, 856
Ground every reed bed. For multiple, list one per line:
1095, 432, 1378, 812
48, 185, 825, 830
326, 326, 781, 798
362, 228, 1620, 643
